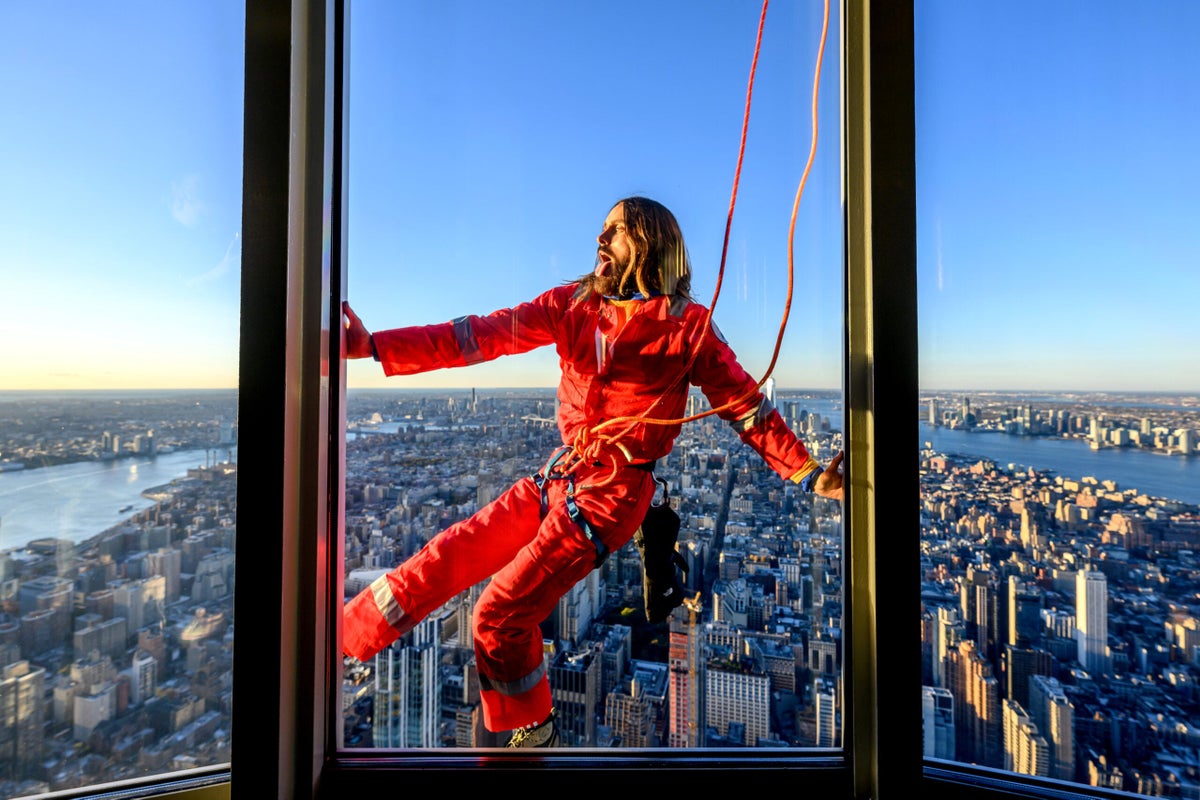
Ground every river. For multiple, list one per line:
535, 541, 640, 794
919, 422, 1200, 506
3, 406, 1193, 553
0, 449, 234, 550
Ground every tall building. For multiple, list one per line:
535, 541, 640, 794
1075, 567, 1109, 675
921, 685, 955, 759
73, 682, 118, 742
129, 649, 157, 706
1007, 577, 1045, 647
945, 640, 1001, 768
814, 676, 839, 747
0, 661, 45, 781
605, 677, 656, 747
373, 617, 441, 748
1029, 674, 1075, 782
668, 601, 706, 748
549, 647, 601, 746
705, 657, 770, 747
1003, 638, 1052, 709
146, 547, 183, 604
959, 565, 997, 660
592, 624, 633, 701
555, 570, 602, 647
712, 578, 750, 627
1002, 699, 1050, 777
932, 605, 963, 688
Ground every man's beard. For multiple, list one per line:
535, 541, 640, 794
592, 251, 634, 297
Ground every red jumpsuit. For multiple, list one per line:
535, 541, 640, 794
342, 284, 820, 732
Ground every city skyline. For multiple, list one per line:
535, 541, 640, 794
2, 1, 1197, 393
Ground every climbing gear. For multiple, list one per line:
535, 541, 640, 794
507, 708, 559, 748
531, 446, 611, 567
634, 476, 689, 623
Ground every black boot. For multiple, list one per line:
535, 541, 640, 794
507, 708, 559, 748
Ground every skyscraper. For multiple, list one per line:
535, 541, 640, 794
373, 617, 442, 748
0, 661, 45, 781
945, 640, 1002, 768
921, 685, 955, 759
1003, 638, 1051, 709
668, 601, 705, 748
1075, 567, 1109, 675
1007, 577, 1045, 647
605, 677, 656, 747
814, 676, 839, 747
1029, 674, 1075, 782
1002, 699, 1050, 777
549, 647, 601, 746
706, 657, 770, 747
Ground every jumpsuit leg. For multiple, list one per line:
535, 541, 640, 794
475, 465, 655, 732
343, 476, 544, 662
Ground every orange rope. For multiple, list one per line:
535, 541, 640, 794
573, 0, 830, 481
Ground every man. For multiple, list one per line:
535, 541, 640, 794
341, 196, 844, 748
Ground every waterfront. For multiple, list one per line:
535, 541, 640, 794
0, 448, 234, 549
920, 422, 1200, 506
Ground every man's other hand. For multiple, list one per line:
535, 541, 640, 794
814, 450, 845, 501
342, 301, 375, 360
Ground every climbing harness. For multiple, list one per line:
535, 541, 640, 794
532, 445, 651, 567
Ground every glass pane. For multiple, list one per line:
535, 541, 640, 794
917, 2, 1200, 793
341, 1, 844, 749
0, 2, 243, 795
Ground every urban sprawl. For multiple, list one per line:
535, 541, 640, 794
1, 390, 1198, 798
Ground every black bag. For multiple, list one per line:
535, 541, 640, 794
634, 478, 689, 623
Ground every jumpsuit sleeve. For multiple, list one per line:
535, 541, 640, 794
371, 286, 568, 377
688, 316, 819, 482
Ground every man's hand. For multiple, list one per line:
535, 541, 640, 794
342, 301, 375, 360
814, 450, 845, 501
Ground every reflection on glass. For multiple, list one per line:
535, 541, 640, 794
0, 3, 243, 795
342, 1, 844, 749
917, 2, 1200, 793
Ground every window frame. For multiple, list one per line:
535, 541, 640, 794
225, 0, 1084, 798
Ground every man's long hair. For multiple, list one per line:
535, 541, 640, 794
575, 196, 692, 300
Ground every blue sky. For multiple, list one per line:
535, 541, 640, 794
1, 1, 1196, 393
916, 1, 1200, 392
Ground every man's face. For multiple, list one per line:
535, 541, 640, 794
594, 204, 635, 279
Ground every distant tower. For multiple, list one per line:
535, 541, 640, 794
130, 649, 157, 705
373, 617, 442, 747
1003, 637, 1051, 709
813, 676, 839, 747
604, 676, 655, 747
1007, 576, 1045, 646
945, 640, 1002, 767
0, 661, 46, 777
1002, 699, 1051, 777
763, 377, 776, 406
555, 570, 601, 647
928, 398, 938, 426
706, 656, 770, 746
549, 647, 601, 746
1075, 568, 1109, 675
668, 596, 705, 747
933, 605, 963, 688
1029, 674, 1074, 781
921, 685, 955, 759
